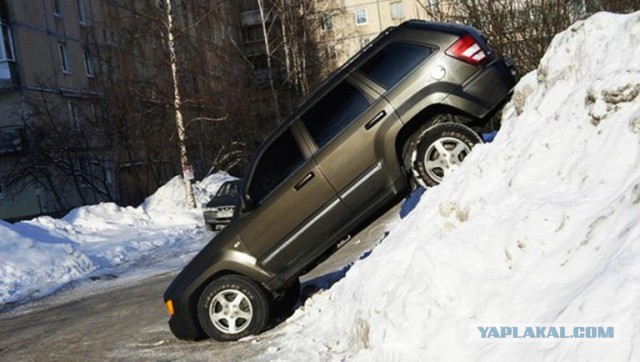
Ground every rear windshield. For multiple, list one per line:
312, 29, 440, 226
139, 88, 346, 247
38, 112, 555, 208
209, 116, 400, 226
216, 181, 240, 198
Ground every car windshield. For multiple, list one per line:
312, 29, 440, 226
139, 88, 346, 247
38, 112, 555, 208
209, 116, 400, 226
215, 181, 240, 198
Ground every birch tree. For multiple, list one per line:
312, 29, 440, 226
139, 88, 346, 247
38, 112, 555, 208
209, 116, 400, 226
164, 0, 196, 208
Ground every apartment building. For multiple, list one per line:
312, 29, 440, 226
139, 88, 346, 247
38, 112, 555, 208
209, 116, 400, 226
315, 0, 441, 64
0, 0, 111, 220
0, 0, 249, 220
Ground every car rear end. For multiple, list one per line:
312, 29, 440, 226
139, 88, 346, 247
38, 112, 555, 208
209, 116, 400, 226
378, 21, 517, 132
444, 26, 517, 119
432, 22, 518, 126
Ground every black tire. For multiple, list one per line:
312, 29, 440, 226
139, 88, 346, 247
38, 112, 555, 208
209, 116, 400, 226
197, 275, 271, 341
410, 122, 482, 188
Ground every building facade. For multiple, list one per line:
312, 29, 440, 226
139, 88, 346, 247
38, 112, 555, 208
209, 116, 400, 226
0, 0, 247, 220
0, 0, 112, 220
315, 0, 439, 64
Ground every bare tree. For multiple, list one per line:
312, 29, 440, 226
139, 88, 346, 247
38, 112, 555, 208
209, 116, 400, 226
257, 0, 281, 118
7, 86, 117, 213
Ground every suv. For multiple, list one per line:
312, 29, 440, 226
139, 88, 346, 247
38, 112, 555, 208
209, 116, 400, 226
203, 179, 242, 231
164, 20, 517, 341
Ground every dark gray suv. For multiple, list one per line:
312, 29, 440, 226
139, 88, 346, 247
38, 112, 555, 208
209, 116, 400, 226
164, 20, 517, 341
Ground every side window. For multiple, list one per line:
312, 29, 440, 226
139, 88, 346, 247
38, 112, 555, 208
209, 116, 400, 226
359, 42, 433, 89
301, 81, 370, 149
248, 129, 305, 204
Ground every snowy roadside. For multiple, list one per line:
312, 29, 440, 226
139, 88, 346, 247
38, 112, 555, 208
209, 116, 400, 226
0, 172, 236, 308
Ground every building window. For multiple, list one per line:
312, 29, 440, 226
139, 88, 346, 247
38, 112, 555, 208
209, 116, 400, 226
390, 2, 404, 19
570, 0, 586, 20
321, 13, 333, 31
103, 161, 113, 185
53, 0, 62, 16
211, 64, 222, 78
77, 156, 91, 187
360, 37, 370, 49
242, 26, 262, 43
326, 44, 336, 60
77, 0, 86, 24
59, 43, 70, 73
83, 50, 94, 76
0, 23, 15, 61
210, 29, 217, 44
0, 21, 15, 87
0, 126, 25, 155
69, 102, 82, 131
355, 9, 368, 26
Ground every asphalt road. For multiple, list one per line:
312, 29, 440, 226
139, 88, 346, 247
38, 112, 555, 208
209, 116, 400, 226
0, 203, 400, 361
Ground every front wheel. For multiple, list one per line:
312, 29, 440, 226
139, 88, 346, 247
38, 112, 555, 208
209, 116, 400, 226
411, 123, 482, 188
197, 275, 271, 341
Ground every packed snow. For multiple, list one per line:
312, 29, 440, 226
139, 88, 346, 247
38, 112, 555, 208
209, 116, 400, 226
0, 172, 236, 307
256, 11, 640, 361
2, 10, 640, 362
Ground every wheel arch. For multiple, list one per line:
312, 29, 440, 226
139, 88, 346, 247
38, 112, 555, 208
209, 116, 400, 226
180, 255, 273, 337
394, 103, 477, 174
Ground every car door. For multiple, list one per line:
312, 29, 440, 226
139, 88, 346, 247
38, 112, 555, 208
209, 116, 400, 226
298, 76, 401, 214
237, 127, 351, 276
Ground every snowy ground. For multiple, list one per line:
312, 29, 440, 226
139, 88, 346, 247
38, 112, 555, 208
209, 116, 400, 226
0, 172, 236, 308
2, 11, 640, 362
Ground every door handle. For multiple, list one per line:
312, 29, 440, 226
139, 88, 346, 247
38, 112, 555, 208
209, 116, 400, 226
294, 172, 314, 191
365, 110, 386, 130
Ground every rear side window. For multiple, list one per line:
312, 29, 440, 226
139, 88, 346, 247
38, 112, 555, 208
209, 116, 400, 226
302, 81, 369, 148
359, 42, 433, 89
248, 129, 305, 204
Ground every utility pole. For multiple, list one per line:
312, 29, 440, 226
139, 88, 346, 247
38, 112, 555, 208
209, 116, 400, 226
164, 0, 196, 208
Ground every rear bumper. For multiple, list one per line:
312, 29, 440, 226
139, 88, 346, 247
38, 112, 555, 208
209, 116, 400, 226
463, 56, 518, 113
438, 56, 517, 123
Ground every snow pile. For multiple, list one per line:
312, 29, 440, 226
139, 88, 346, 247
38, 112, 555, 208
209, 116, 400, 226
0, 172, 235, 306
268, 12, 640, 360
141, 172, 237, 225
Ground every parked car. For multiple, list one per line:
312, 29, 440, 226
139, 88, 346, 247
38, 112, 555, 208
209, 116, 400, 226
164, 20, 517, 341
203, 179, 242, 231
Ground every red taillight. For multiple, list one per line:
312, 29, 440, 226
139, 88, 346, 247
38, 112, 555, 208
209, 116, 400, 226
446, 34, 487, 66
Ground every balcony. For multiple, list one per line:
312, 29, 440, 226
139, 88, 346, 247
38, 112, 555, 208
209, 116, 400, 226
242, 9, 271, 27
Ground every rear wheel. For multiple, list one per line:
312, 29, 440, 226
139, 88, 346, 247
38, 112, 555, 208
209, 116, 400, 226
197, 275, 271, 341
410, 122, 482, 188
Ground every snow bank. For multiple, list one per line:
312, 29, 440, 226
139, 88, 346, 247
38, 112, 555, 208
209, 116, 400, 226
0, 172, 235, 306
141, 172, 237, 225
267, 12, 640, 360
